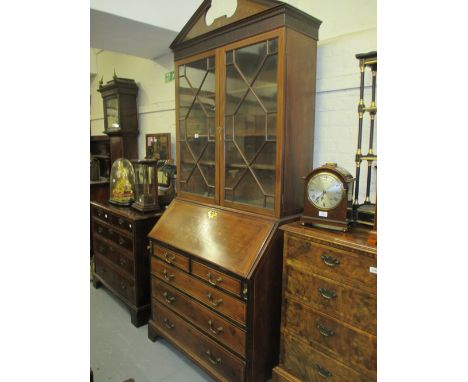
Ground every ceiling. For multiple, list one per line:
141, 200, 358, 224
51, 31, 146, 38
90, 0, 203, 59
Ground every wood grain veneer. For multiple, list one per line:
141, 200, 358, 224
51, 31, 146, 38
273, 223, 377, 381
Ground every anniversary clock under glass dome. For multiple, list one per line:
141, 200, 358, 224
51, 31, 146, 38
109, 158, 136, 206
131, 159, 159, 212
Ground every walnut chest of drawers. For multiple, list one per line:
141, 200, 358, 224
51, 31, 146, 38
147, 199, 288, 382
91, 201, 161, 327
273, 222, 377, 382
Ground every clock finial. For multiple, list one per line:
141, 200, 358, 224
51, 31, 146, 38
98, 76, 103, 87
113, 69, 117, 80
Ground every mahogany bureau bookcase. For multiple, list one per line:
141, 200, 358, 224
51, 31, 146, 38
272, 222, 377, 382
91, 201, 161, 327
147, 0, 322, 381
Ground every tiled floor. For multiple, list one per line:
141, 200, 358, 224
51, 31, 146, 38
90, 283, 214, 382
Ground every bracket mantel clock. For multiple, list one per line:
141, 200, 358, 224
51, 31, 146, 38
98, 74, 139, 163
301, 163, 355, 231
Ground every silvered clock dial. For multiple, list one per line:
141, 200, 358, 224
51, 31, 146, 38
307, 173, 345, 210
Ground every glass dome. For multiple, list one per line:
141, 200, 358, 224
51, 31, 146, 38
131, 159, 159, 212
109, 158, 136, 206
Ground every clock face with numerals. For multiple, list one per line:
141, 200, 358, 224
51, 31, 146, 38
307, 172, 345, 210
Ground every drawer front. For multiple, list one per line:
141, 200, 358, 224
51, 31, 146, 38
284, 299, 376, 373
151, 257, 246, 326
92, 206, 134, 233
281, 331, 374, 382
272, 367, 302, 382
94, 237, 134, 277
95, 256, 135, 302
153, 302, 246, 382
286, 235, 376, 293
192, 260, 242, 296
94, 220, 133, 251
285, 265, 376, 335
93, 206, 111, 222
110, 214, 133, 233
152, 278, 246, 357
153, 245, 189, 272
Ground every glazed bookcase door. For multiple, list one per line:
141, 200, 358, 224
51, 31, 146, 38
176, 52, 218, 203
221, 32, 282, 215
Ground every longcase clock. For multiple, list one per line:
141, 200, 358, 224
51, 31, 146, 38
98, 76, 139, 163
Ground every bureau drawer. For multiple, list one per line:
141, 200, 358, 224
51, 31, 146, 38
152, 278, 246, 357
281, 331, 373, 382
94, 237, 134, 277
192, 260, 242, 296
284, 298, 376, 374
286, 235, 376, 293
151, 258, 246, 326
94, 220, 133, 252
153, 302, 245, 382
153, 245, 189, 272
95, 256, 135, 302
285, 265, 376, 335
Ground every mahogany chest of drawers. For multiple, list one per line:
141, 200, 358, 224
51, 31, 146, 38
273, 222, 377, 382
91, 201, 161, 327
147, 199, 288, 382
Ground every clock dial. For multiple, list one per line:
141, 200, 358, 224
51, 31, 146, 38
307, 172, 344, 210
105, 97, 120, 129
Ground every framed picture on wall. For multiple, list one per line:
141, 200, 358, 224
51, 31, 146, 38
145, 133, 171, 160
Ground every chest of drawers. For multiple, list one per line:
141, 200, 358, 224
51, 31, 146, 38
273, 222, 377, 382
91, 201, 161, 327
148, 199, 289, 382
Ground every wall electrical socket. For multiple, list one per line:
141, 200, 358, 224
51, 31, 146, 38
165, 71, 175, 83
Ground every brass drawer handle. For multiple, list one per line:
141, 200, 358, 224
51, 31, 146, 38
163, 318, 174, 330
208, 320, 223, 335
314, 364, 332, 379
97, 209, 102, 217
97, 226, 103, 234
164, 252, 175, 264
316, 322, 335, 337
162, 269, 174, 282
118, 218, 124, 225
163, 291, 175, 304
207, 272, 223, 286
119, 257, 128, 267
321, 255, 340, 267
206, 350, 221, 365
118, 237, 125, 245
318, 287, 337, 300
120, 281, 126, 290
207, 293, 222, 307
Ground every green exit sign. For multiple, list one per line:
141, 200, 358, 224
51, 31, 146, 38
165, 71, 175, 83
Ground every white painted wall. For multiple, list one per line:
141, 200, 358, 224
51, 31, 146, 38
90, 0, 377, 202
314, 28, 377, 204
